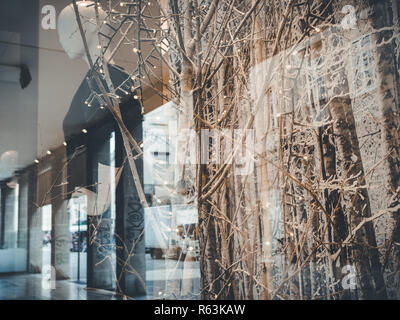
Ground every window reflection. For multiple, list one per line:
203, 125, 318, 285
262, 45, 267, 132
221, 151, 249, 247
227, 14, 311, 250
144, 102, 200, 299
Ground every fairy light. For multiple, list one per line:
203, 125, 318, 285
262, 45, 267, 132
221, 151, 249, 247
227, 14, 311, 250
133, 95, 139, 100
34, 159, 39, 164
82, 129, 88, 134
63, 141, 67, 146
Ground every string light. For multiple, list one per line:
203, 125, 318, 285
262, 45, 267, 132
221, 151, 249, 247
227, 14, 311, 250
63, 141, 67, 146
46, 150, 52, 155
34, 159, 39, 164
82, 129, 88, 134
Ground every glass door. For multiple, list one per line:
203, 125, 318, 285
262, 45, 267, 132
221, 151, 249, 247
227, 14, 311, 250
68, 195, 87, 284
41, 204, 52, 274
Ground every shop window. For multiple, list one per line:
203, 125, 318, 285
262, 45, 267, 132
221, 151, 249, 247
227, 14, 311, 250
350, 34, 377, 96
307, 55, 328, 111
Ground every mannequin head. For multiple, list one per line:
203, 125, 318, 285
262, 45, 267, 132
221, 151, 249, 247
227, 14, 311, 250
57, 1, 112, 66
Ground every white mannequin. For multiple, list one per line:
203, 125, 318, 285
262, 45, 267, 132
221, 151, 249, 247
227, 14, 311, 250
57, 1, 114, 68
58, 1, 117, 215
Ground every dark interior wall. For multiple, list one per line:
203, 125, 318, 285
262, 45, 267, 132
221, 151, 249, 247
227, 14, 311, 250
0, 0, 39, 179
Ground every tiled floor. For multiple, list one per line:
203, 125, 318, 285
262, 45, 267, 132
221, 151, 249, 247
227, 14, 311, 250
0, 254, 201, 300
